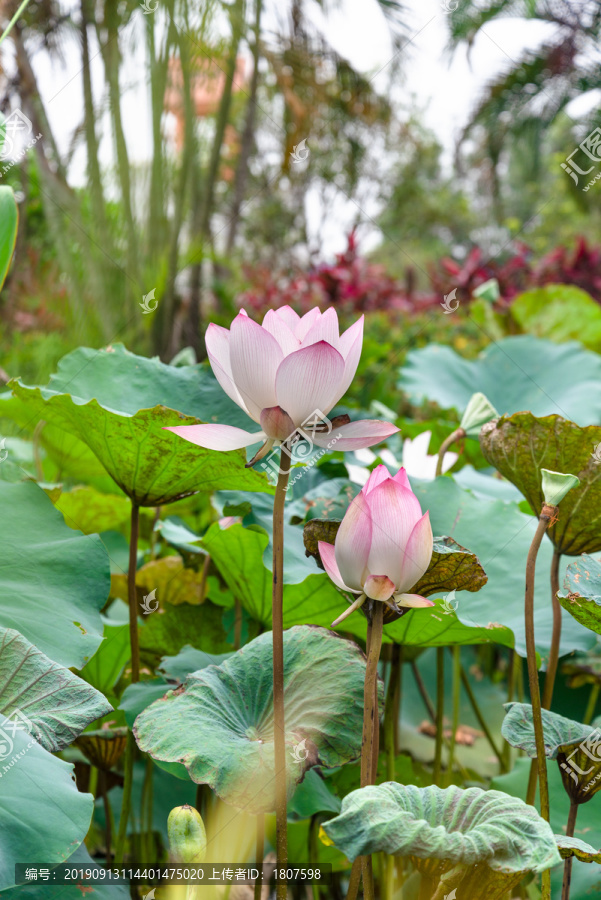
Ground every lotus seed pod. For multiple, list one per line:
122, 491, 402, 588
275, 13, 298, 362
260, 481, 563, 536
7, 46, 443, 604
167, 804, 207, 863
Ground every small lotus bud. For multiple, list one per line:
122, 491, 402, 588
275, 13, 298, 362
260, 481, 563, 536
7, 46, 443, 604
460, 392, 499, 436
541, 469, 580, 507
260, 406, 296, 441
167, 804, 207, 863
473, 278, 500, 303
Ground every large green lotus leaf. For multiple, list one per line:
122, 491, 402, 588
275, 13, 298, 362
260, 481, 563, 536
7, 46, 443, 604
157, 516, 209, 557
511, 285, 601, 351
216, 489, 316, 584
322, 782, 561, 873
399, 336, 601, 426
480, 413, 601, 555
111, 556, 209, 607
492, 757, 601, 899
134, 625, 377, 813
454, 465, 524, 503
559, 554, 601, 635
288, 768, 342, 820
0, 728, 93, 890
411, 477, 596, 660
501, 702, 592, 759
0, 628, 111, 751
79, 621, 130, 705
0, 392, 124, 491
139, 598, 232, 661
202, 522, 505, 647
54, 486, 131, 535
0, 187, 17, 291
158, 645, 232, 682
10, 344, 270, 506
0, 480, 109, 667
556, 836, 601, 864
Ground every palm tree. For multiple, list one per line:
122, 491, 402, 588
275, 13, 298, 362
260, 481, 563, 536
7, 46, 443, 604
449, 0, 601, 221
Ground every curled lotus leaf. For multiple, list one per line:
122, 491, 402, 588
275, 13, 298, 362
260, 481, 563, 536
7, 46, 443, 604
480, 413, 601, 555
134, 625, 379, 813
501, 702, 594, 760
322, 783, 561, 889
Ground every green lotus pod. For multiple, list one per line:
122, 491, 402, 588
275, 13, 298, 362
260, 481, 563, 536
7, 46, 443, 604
459, 392, 499, 437
541, 468, 580, 507
473, 278, 500, 303
167, 805, 207, 863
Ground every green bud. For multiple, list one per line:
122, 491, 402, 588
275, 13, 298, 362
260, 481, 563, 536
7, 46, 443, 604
473, 278, 500, 303
168, 804, 207, 863
459, 392, 499, 436
541, 469, 580, 507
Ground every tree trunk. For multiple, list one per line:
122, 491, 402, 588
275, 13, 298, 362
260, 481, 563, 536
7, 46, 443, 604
226, 0, 262, 253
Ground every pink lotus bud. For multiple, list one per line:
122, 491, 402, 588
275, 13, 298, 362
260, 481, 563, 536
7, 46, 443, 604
318, 465, 434, 615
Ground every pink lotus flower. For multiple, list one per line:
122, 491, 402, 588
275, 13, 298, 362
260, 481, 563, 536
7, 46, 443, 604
318, 465, 435, 626
165, 307, 399, 459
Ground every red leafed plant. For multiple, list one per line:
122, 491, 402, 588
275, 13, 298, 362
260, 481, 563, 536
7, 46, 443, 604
239, 233, 601, 319
533, 237, 601, 302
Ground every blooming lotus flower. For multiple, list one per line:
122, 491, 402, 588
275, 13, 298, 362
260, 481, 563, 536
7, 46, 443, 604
318, 465, 435, 626
165, 307, 399, 459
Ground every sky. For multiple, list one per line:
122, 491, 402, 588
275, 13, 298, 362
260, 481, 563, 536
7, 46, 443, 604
2, 0, 583, 255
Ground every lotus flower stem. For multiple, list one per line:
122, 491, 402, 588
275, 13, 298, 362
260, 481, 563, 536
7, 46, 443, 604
524, 509, 555, 900
561, 800, 578, 900
114, 501, 141, 865
254, 814, 265, 900
272, 446, 291, 899
411, 660, 436, 722
435, 427, 464, 478
234, 598, 243, 650
360, 603, 384, 900
361, 604, 384, 787
460, 664, 506, 772
127, 503, 141, 683
434, 647, 445, 785
524, 512, 554, 811
384, 644, 402, 782
542, 550, 562, 710
114, 728, 134, 865
345, 859, 362, 900
102, 778, 113, 866
199, 553, 211, 604
447, 645, 461, 785
583, 682, 600, 724
141, 756, 154, 865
